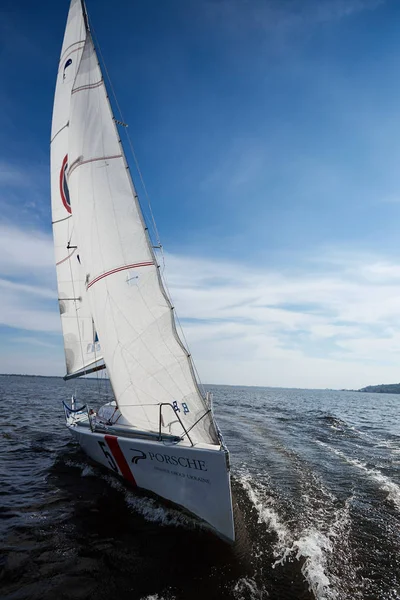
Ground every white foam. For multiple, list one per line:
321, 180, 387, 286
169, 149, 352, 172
140, 595, 175, 600
64, 459, 88, 469
274, 529, 337, 600
239, 473, 290, 552
104, 474, 198, 530
317, 441, 400, 512
239, 473, 338, 600
233, 577, 264, 600
81, 465, 95, 477
64, 458, 96, 477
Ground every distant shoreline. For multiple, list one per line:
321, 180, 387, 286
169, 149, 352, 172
1, 374, 400, 393
354, 383, 400, 394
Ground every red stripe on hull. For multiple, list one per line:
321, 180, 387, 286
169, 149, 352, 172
105, 435, 136, 485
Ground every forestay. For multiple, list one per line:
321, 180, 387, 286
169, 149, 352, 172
51, 0, 103, 376
67, 31, 218, 446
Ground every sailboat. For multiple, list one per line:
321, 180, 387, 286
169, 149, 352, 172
50, 0, 235, 543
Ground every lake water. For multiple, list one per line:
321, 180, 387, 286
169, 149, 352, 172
1, 375, 400, 599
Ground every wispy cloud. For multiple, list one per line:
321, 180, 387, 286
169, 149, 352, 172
2, 224, 400, 387
0, 223, 55, 275
0, 224, 59, 338
0, 161, 30, 188
163, 248, 400, 388
200, 137, 269, 193
201, 0, 384, 39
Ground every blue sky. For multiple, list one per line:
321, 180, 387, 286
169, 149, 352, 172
2, 0, 400, 388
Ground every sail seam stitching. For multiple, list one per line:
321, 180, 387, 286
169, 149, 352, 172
68, 154, 122, 177
59, 40, 86, 65
87, 262, 154, 289
58, 43, 86, 72
72, 79, 103, 94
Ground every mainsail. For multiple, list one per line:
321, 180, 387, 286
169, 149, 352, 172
56, 2, 217, 446
51, 0, 103, 377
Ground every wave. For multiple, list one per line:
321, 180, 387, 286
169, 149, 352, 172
140, 595, 175, 600
238, 473, 290, 553
63, 456, 200, 531
81, 465, 95, 477
317, 441, 400, 511
238, 472, 342, 600
274, 529, 337, 600
233, 577, 265, 600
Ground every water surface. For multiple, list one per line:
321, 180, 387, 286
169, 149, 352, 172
1, 376, 400, 599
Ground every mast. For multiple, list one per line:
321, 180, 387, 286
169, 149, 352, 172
80, 0, 90, 32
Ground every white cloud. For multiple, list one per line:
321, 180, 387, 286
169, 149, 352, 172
0, 161, 29, 187
0, 349, 65, 376
0, 278, 56, 299
0, 223, 55, 274
162, 250, 400, 388
0, 224, 60, 337
2, 221, 400, 388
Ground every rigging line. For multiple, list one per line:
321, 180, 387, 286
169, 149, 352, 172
103, 290, 142, 416
162, 270, 208, 403
130, 284, 192, 402
67, 223, 75, 248
106, 293, 185, 411
158, 266, 206, 398
91, 317, 101, 397
56, 247, 77, 266
107, 316, 187, 415
64, 209, 87, 383
116, 403, 162, 410
85, 40, 164, 426
185, 409, 212, 436
87, 28, 192, 413
88, 20, 162, 251
91, 149, 109, 404
86, 18, 209, 420
66, 244, 87, 381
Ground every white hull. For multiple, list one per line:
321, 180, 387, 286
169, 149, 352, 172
67, 416, 235, 542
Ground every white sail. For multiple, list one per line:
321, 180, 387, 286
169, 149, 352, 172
67, 34, 218, 445
51, 0, 103, 376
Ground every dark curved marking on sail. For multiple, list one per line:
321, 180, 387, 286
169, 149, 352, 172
72, 79, 104, 94
52, 214, 72, 225
50, 122, 69, 145
59, 155, 71, 214
87, 262, 154, 290
59, 40, 86, 64
56, 247, 77, 266
58, 42, 85, 72
104, 435, 137, 485
68, 154, 123, 177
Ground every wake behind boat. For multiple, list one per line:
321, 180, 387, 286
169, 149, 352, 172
50, 0, 235, 542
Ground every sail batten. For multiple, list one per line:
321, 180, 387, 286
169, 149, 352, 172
66, 32, 218, 445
